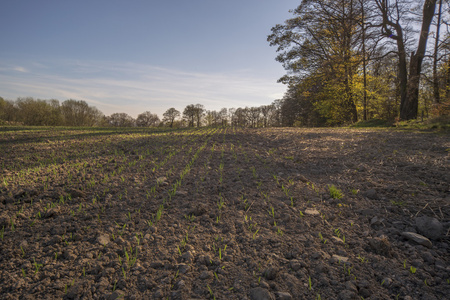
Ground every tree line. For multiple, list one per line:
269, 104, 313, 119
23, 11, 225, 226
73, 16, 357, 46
268, 0, 450, 126
0, 96, 287, 128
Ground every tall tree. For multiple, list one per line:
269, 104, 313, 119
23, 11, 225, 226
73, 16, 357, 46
136, 111, 160, 127
194, 104, 205, 127
183, 104, 196, 127
162, 107, 180, 128
268, 0, 364, 124
432, 0, 443, 104
376, 0, 437, 120
108, 113, 135, 127
61, 99, 103, 126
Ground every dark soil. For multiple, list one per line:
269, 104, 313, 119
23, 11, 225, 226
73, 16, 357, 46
0, 126, 449, 300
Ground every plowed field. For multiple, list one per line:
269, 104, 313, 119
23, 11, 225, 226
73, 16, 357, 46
0, 126, 449, 300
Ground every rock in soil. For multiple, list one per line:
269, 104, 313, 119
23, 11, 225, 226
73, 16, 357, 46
415, 216, 443, 240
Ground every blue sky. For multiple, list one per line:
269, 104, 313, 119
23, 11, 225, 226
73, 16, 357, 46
0, 0, 298, 118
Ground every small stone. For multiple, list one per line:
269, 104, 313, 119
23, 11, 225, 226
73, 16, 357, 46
262, 266, 278, 280
422, 251, 434, 263
359, 288, 371, 298
66, 282, 83, 299
330, 255, 350, 264
150, 261, 164, 269
249, 287, 275, 300
411, 259, 423, 268
331, 236, 344, 244
357, 209, 375, 216
175, 280, 185, 290
345, 281, 357, 292
362, 189, 378, 200
154, 289, 163, 299
97, 277, 109, 288
107, 290, 124, 300
177, 263, 190, 274
370, 216, 384, 226
97, 234, 110, 246
401, 232, 432, 248
338, 290, 356, 300
181, 251, 194, 263
69, 189, 86, 198
197, 255, 212, 266
259, 281, 270, 289
367, 235, 392, 257
305, 208, 320, 216
289, 260, 302, 271
190, 204, 207, 216
44, 207, 60, 218
199, 271, 212, 280
19, 240, 28, 249
156, 177, 168, 185
0, 213, 10, 227
311, 251, 330, 260
274, 291, 292, 300
381, 277, 392, 287
415, 216, 443, 240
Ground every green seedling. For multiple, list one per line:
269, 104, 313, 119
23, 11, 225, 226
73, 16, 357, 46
1, 226, 5, 240
334, 228, 341, 238
21, 268, 26, 278
252, 228, 259, 240
328, 185, 343, 199
357, 255, 367, 263
410, 266, 417, 274
308, 276, 312, 290
33, 258, 43, 274
207, 285, 216, 300
269, 206, 275, 218
185, 214, 195, 222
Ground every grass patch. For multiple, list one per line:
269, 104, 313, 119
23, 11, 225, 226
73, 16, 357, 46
328, 185, 343, 199
350, 119, 392, 128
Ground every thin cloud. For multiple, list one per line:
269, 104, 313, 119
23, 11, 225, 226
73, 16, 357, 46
0, 60, 285, 117
13, 66, 29, 73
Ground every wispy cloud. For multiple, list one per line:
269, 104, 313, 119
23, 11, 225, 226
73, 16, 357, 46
0, 60, 285, 117
13, 66, 29, 73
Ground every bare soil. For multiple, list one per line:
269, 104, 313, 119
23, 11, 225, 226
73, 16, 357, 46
0, 126, 449, 300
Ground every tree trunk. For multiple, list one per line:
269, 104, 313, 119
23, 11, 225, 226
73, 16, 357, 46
447, 59, 450, 101
401, 0, 437, 120
396, 30, 409, 120
433, 0, 442, 104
